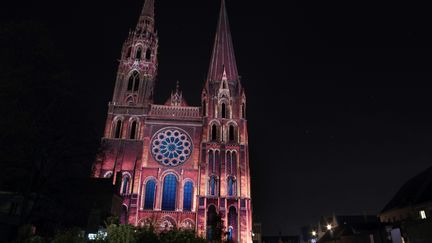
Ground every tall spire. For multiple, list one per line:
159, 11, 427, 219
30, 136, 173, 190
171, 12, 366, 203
207, 0, 239, 84
141, 0, 155, 18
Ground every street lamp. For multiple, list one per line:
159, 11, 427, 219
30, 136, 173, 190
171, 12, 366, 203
326, 224, 332, 231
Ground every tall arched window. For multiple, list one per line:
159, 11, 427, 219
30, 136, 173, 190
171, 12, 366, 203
136, 47, 142, 59
228, 177, 236, 197
130, 121, 138, 139
221, 103, 227, 118
228, 207, 238, 241
127, 71, 140, 92
229, 125, 235, 142
114, 120, 122, 138
162, 174, 177, 211
145, 48, 152, 60
211, 124, 218, 141
121, 175, 130, 194
183, 181, 193, 211
144, 179, 156, 210
209, 176, 217, 196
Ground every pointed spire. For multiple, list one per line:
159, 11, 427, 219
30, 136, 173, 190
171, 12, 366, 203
207, 0, 239, 83
141, 0, 155, 18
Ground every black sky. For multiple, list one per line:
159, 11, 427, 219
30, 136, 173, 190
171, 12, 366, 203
2, 0, 432, 235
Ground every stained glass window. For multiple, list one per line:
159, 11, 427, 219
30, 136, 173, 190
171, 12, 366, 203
151, 128, 193, 167
209, 177, 216, 196
162, 174, 177, 211
122, 176, 130, 194
144, 179, 156, 210
228, 177, 235, 197
183, 181, 193, 211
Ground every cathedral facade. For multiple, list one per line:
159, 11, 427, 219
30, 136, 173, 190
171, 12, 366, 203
92, 0, 252, 242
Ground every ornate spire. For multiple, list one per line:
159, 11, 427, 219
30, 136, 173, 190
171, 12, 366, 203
207, 0, 239, 84
165, 81, 188, 107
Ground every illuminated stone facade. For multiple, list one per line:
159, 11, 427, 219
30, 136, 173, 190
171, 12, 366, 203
91, 0, 252, 242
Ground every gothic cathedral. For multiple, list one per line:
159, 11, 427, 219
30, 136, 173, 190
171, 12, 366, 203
92, 0, 252, 242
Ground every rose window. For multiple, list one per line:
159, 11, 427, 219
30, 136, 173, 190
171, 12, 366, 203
151, 128, 193, 167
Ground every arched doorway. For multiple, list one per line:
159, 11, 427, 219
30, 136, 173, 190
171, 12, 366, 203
228, 206, 238, 242
207, 205, 218, 241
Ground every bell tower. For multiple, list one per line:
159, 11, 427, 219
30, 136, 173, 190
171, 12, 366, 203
198, 0, 252, 242
111, 0, 158, 107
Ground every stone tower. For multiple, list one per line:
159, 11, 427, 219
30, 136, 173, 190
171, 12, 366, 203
92, 0, 252, 242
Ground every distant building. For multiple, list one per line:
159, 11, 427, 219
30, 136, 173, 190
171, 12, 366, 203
378, 166, 432, 243
313, 214, 387, 243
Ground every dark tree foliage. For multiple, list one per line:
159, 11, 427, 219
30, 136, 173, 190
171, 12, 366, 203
0, 21, 99, 234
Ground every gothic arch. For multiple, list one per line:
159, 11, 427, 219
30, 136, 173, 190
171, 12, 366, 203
127, 70, 140, 92
181, 219, 195, 230
158, 215, 177, 232
145, 48, 152, 60
112, 116, 125, 138
121, 172, 132, 195
142, 177, 157, 210
128, 117, 140, 139
227, 206, 238, 242
209, 120, 221, 142
135, 45, 143, 60
161, 173, 179, 211
226, 121, 239, 143
103, 171, 113, 178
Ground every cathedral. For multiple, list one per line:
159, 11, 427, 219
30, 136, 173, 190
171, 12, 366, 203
92, 0, 253, 242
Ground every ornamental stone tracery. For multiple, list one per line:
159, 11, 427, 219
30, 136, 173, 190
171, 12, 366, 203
151, 128, 193, 167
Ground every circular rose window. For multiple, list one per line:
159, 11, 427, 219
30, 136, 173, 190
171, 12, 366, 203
151, 128, 193, 167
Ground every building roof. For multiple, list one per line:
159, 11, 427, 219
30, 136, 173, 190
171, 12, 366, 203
382, 166, 432, 213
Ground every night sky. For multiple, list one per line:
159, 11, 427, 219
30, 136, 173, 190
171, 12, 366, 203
2, 0, 432, 235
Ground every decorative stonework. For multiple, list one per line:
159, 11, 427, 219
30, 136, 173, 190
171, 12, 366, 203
151, 128, 193, 167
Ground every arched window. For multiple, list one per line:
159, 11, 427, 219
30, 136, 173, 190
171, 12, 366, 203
162, 174, 177, 211
221, 103, 227, 118
144, 179, 156, 210
145, 48, 152, 60
211, 124, 218, 141
207, 205, 217, 241
130, 121, 138, 139
114, 120, 122, 138
183, 181, 193, 211
228, 177, 236, 197
104, 171, 113, 178
136, 47, 142, 59
127, 71, 140, 92
229, 125, 235, 142
121, 175, 130, 194
228, 207, 238, 241
209, 176, 217, 196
